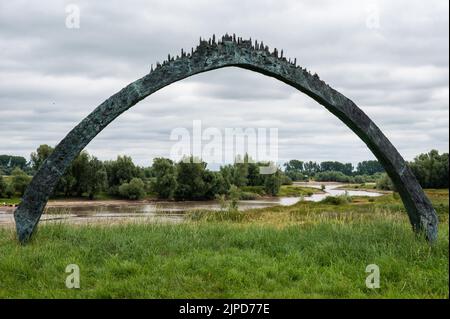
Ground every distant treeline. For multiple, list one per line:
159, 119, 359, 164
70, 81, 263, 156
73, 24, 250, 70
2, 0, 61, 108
0, 146, 448, 201
284, 151, 448, 190
0, 146, 284, 200
283, 159, 385, 182
0, 155, 31, 175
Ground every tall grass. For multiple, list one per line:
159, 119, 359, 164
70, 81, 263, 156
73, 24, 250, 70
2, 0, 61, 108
0, 220, 447, 298
0, 189, 447, 298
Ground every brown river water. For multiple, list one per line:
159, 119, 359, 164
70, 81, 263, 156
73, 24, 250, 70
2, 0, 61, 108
0, 184, 382, 226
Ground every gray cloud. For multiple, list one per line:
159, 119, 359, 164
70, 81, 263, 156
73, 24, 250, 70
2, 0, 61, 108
0, 0, 448, 167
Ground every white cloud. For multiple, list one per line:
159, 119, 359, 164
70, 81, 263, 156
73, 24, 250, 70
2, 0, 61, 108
0, 0, 448, 166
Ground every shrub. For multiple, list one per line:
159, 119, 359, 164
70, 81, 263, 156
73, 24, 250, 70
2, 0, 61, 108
320, 193, 352, 205
119, 178, 146, 200
280, 174, 293, 185
11, 168, 31, 196
353, 175, 365, 184
240, 186, 266, 195
0, 173, 6, 197
376, 173, 396, 191
4, 183, 15, 198
239, 192, 260, 200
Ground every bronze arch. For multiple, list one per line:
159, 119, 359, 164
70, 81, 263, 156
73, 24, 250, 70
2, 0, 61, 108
14, 34, 438, 243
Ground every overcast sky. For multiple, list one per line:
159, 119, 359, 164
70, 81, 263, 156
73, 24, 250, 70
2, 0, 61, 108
0, 0, 448, 168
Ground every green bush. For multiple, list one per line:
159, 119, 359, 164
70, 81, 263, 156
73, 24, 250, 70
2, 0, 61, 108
119, 178, 146, 200
280, 174, 293, 185
240, 186, 266, 195
376, 173, 396, 191
409, 150, 449, 189
320, 193, 352, 205
239, 192, 260, 200
4, 183, 15, 198
11, 167, 31, 196
0, 173, 6, 197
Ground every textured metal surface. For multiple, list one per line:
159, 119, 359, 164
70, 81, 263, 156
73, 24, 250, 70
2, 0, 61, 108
14, 34, 438, 243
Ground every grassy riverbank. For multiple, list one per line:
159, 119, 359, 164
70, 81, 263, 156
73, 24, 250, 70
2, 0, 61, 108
0, 190, 448, 298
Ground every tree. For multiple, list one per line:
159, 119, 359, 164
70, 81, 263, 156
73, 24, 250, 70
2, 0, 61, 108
174, 156, 207, 200
264, 169, 281, 196
202, 170, 228, 199
85, 156, 107, 199
57, 174, 77, 197
232, 155, 248, 187
30, 144, 54, 171
0, 155, 28, 175
356, 160, 384, 175
11, 167, 31, 196
247, 162, 263, 186
119, 178, 146, 200
54, 152, 106, 198
219, 164, 234, 187
304, 161, 320, 177
152, 158, 177, 199
284, 159, 304, 172
0, 171, 6, 197
315, 171, 350, 183
284, 159, 305, 181
71, 151, 91, 196
320, 161, 353, 176
4, 183, 15, 198
409, 150, 449, 189
104, 155, 142, 194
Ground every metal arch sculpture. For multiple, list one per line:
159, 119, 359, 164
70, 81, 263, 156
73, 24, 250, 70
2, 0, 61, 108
14, 34, 438, 243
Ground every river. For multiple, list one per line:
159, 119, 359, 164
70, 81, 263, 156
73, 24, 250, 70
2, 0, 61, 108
0, 183, 383, 225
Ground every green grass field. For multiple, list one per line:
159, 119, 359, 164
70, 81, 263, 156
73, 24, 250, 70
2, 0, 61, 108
0, 190, 448, 298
